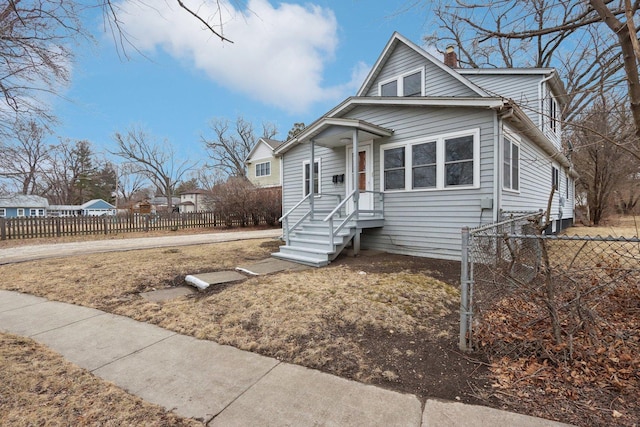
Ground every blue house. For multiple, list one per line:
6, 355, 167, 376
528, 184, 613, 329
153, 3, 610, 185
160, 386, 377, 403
0, 194, 49, 218
273, 32, 577, 267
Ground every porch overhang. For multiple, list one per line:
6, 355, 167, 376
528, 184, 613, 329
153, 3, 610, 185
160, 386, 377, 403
275, 118, 393, 153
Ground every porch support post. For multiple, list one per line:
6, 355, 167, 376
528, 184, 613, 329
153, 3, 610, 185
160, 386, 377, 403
310, 138, 315, 220
353, 228, 361, 257
352, 129, 359, 219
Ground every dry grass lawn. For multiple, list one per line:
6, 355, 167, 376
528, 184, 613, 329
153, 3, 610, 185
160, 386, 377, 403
564, 215, 639, 238
0, 238, 460, 385
0, 333, 201, 426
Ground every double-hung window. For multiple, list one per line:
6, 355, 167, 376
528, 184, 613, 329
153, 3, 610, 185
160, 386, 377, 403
381, 129, 480, 191
255, 161, 270, 177
383, 147, 406, 190
0, 208, 5, 217
17, 208, 24, 217
379, 68, 424, 97
303, 160, 321, 196
412, 142, 436, 189
503, 135, 520, 191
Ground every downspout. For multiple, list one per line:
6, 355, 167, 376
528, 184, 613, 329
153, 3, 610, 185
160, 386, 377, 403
493, 107, 505, 222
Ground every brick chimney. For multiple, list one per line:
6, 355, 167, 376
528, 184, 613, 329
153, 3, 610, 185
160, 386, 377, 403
444, 45, 458, 68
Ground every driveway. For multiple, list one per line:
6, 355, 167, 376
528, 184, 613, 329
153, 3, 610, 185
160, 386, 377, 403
0, 229, 282, 265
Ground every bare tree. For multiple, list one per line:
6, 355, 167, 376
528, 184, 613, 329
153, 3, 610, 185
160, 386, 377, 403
112, 126, 195, 211
201, 116, 277, 178
114, 161, 149, 208
0, 1, 233, 139
570, 96, 637, 224
0, 1, 82, 138
425, 0, 640, 138
0, 120, 52, 194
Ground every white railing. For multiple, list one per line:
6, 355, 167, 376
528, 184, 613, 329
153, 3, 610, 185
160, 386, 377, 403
323, 190, 384, 252
279, 192, 343, 245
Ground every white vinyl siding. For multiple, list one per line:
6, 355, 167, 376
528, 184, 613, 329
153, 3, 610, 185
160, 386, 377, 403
380, 128, 480, 192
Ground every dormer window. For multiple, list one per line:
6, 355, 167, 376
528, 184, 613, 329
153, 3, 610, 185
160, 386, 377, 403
379, 68, 424, 97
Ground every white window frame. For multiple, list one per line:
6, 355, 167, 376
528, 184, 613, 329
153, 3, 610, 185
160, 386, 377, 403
0, 208, 5, 218
255, 161, 271, 177
380, 128, 481, 192
378, 67, 425, 97
502, 128, 520, 192
552, 166, 559, 190
302, 158, 322, 197
17, 208, 25, 217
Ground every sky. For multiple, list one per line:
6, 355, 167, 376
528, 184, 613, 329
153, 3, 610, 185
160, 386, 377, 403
51, 0, 435, 165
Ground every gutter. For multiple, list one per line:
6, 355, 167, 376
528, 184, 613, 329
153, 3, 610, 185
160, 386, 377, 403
500, 102, 579, 179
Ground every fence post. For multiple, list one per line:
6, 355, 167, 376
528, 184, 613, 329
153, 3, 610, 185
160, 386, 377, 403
460, 226, 472, 352
0, 218, 5, 241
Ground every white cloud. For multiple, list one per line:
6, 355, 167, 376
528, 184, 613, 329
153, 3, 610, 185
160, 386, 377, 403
113, 0, 346, 114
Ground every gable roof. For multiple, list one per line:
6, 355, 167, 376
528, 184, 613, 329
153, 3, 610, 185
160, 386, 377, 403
458, 68, 568, 106
81, 199, 115, 210
356, 32, 488, 98
0, 194, 49, 208
245, 138, 283, 163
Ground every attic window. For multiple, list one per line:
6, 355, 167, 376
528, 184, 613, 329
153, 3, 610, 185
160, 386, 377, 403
378, 68, 424, 97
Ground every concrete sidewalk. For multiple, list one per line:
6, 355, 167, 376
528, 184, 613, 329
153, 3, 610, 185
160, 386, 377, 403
0, 228, 282, 265
0, 290, 574, 426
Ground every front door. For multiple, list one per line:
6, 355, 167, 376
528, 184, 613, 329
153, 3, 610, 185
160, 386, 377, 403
346, 142, 373, 214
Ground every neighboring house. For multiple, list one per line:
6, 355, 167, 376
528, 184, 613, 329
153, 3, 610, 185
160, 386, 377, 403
178, 190, 211, 213
273, 32, 576, 267
48, 199, 116, 217
149, 196, 181, 213
246, 138, 283, 188
0, 194, 49, 218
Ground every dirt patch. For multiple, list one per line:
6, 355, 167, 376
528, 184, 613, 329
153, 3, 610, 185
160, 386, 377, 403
0, 332, 201, 426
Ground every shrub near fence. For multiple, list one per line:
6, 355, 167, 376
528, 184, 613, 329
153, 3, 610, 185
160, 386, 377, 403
461, 213, 640, 351
0, 211, 270, 240
460, 213, 640, 418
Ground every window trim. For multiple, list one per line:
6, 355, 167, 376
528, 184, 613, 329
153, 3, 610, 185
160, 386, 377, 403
378, 67, 425, 97
302, 158, 322, 197
0, 208, 5, 218
255, 161, 271, 177
502, 129, 520, 193
380, 128, 481, 192
552, 166, 559, 190
17, 208, 24, 217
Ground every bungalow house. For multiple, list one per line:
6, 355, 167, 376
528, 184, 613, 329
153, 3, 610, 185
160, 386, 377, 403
273, 32, 576, 267
48, 199, 116, 217
245, 138, 283, 188
0, 194, 49, 218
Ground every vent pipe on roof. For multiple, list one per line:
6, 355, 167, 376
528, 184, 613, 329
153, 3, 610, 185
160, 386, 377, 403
444, 45, 458, 68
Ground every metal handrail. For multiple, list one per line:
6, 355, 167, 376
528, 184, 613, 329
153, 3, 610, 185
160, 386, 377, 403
279, 193, 311, 223
280, 192, 345, 245
322, 189, 356, 222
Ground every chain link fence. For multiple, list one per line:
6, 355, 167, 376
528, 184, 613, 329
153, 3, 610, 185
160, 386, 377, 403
460, 213, 640, 358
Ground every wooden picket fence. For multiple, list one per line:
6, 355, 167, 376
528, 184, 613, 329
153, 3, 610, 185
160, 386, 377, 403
0, 211, 270, 240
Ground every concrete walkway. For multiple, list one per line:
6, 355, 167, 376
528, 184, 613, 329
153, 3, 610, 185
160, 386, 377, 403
0, 228, 282, 264
0, 290, 574, 426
